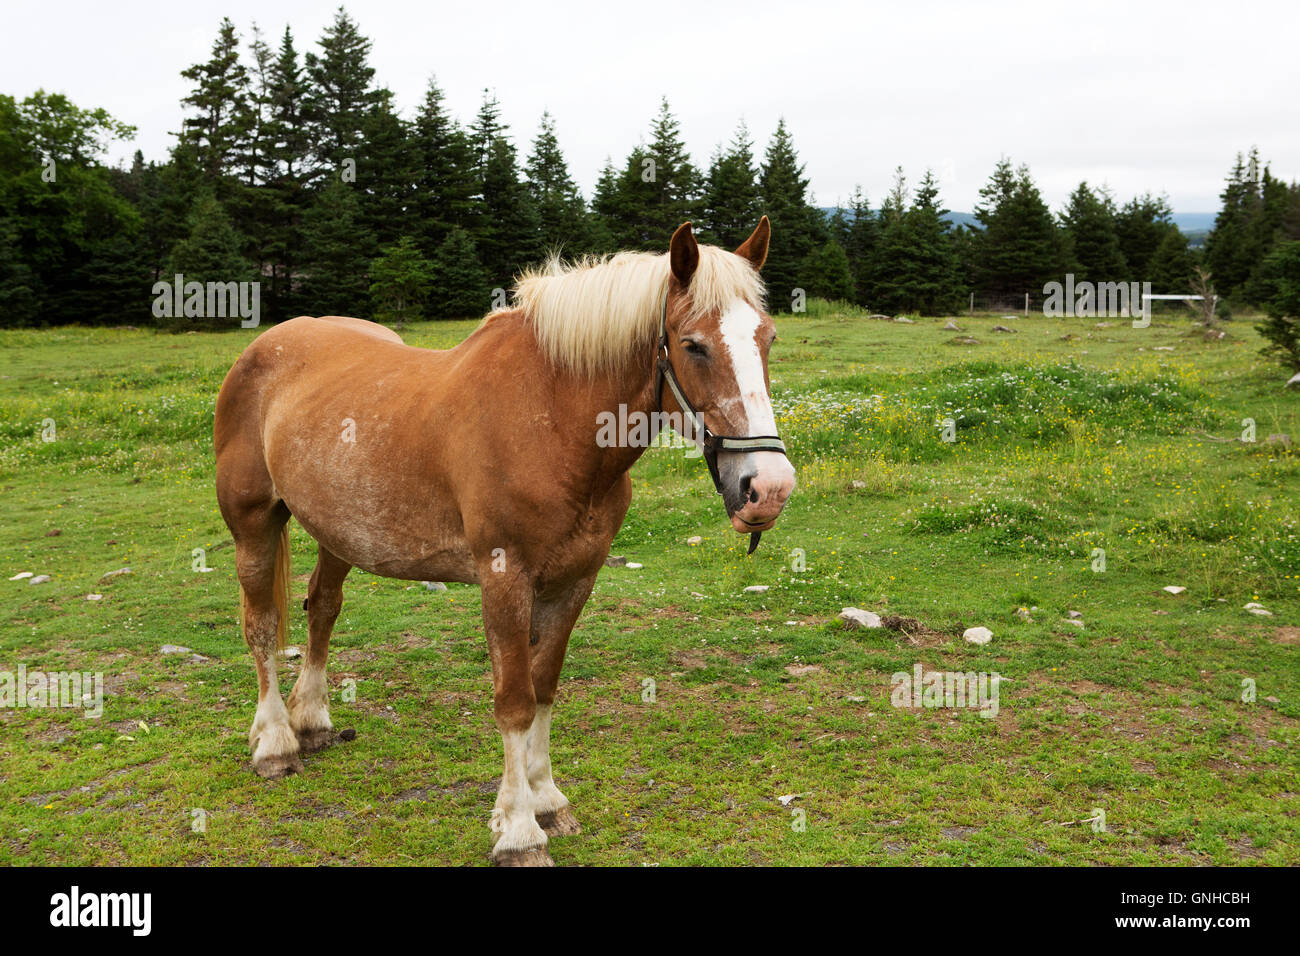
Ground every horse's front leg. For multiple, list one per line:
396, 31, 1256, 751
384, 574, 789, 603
527, 575, 596, 837
482, 571, 551, 867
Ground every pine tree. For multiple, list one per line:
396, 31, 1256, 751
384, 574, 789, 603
843, 186, 877, 306
1114, 193, 1174, 281
299, 179, 375, 315
1204, 150, 1262, 298
870, 168, 911, 313
167, 192, 253, 282
759, 118, 822, 306
1251, 241, 1300, 369
605, 145, 660, 249
356, 87, 415, 246
164, 192, 255, 329
525, 111, 588, 254
428, 226, 490, 319
466, 92, 541, 287
974, 159, 1065, 296
369, 236, 435, 323
799, 239, 855, 302
1060, 182, 1127, 282
304, 7, 379, 180
411, 77, 477, 256
870, 169, 961, 315
1149, 227, 1195, 293
698, 121, 762, 249
643, 98, 699, 241
259, 26, 312, 319
178, 18, 250, 185
587, 158, 623, 254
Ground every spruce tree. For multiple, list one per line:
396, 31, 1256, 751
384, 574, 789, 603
698, 121, 761, 249
974, 159, 1065, 296
844, 186, 877, 306
799, 239, 855, 302
369, 236, 435, 323
304, 7, 379, 180
178, 18, 250, 186
428, 226, 490, 319
525, 111, 589, 254
1149, 227, 1195, 293
466, 92, 542, 287
357, 88, 415, 246
260, 26, 312, 319
1204, 150, 1262, 298
1060, 182, 1128, 282
299, 178, 375, 315
411, 77, 477, 256
164, 192, 256, 329
1251, 241, 1300, 369
1114, 193, 1174, 281
643, 98, 700, 241
758, 118, 822, 306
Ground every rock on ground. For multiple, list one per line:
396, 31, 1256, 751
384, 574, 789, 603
963, 626, 993, 645
839, 607, 882, 629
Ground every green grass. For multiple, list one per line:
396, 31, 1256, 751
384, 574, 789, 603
1, 306, 1297, 865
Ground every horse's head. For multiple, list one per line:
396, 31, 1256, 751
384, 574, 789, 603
661, 217, 797, 535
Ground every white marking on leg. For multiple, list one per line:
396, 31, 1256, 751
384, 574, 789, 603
287, 662, 331, 735
249, 654, 298, 762
526, 703, 569, 815
490, 728, 548, 855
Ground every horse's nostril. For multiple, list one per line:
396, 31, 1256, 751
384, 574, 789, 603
739, 472, 757, 504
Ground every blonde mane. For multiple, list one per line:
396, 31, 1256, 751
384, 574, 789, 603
505, 245, 765, 376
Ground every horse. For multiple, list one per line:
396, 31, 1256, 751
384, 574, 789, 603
213, 218, 796, 865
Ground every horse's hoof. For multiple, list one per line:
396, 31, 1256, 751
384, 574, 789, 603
253, 753, 303, 779
536, 806, 582, 837
295, 726, 334, 754
492, 847, 555, 867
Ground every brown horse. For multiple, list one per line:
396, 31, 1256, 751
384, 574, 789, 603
213, 219, 795, 865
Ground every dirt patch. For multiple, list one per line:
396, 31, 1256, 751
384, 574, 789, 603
881, 615, 948, 646
784, 664, 822, 678
1274, 627, 1300, 646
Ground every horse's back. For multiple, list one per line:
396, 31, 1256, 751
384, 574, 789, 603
308, 315, 405, 344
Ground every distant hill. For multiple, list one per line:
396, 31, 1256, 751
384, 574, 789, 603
819, 207, 1217, 238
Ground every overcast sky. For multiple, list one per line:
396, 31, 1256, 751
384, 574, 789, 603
4, 0, 1297, 214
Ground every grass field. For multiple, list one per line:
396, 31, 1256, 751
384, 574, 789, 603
1, 303, 1297, 866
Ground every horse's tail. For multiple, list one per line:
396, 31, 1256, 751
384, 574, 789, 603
273, 522, 291, 650
237, 521, 292, 650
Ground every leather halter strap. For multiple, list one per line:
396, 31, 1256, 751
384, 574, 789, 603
653, 293, 788, 495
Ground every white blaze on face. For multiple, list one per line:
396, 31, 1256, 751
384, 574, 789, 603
717, 300, 777, 434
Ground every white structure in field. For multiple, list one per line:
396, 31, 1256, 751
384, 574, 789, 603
1135, 293, 1217, 328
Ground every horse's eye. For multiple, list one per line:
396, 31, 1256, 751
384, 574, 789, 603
683, 340, 708, 358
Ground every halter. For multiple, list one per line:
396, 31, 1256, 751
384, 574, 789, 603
654, 292, 788, 553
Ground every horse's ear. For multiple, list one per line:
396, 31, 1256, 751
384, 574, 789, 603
669, 222, 699, 286
734, 216, 770, 272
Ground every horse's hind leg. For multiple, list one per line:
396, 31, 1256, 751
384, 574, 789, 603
233, 505, 301, 779
527, 575, 595, 838
287, 545, 351, 753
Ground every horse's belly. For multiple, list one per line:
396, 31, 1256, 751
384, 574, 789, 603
288, 502, 479, 583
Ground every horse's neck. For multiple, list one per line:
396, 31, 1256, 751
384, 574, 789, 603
571, 348, 661, 495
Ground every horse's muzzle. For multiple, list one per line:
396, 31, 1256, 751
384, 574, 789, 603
721, 450, 796, 533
